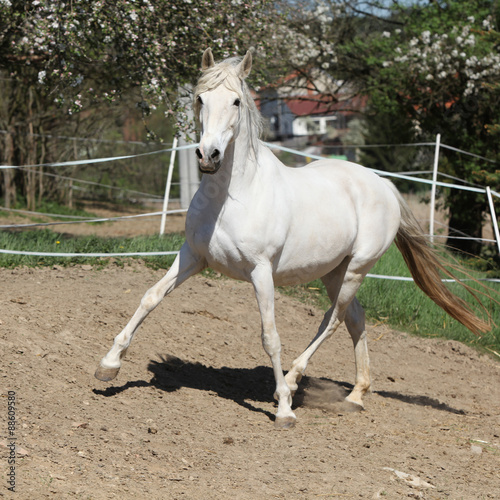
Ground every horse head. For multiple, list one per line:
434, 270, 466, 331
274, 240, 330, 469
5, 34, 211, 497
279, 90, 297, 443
194, 48, 253, 174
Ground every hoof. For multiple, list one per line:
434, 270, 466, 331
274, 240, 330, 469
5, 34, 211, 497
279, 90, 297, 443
94, 365, 120, 382
274, 416, 296, 430
343, 397, 364, 413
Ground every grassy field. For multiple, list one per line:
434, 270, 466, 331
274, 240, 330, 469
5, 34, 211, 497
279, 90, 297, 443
283, 244, 500, 357
1, 229, 499, 357
0, 229, 181, 269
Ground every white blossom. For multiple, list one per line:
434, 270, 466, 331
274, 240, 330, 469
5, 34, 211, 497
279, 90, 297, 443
388, 18, 500, 97
482, 17, 492, 30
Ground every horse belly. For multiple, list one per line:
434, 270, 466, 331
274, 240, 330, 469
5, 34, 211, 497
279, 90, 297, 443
272, 219, 357, 287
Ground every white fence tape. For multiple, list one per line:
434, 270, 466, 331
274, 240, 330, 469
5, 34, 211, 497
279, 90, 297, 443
266, 143, 500, 197
1, 140, 498, 196
440, 143, 500, 164
0, 206, 97, 219
1, 140, 499, 287
0, 249, 178, 258
2, 244, 499, 282
366, 273, 500, 283
0, 143, 198, 170
0, 208, 187, 229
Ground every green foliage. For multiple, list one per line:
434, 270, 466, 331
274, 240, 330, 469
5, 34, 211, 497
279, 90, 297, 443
356, 0, 500, 254
0, 0, 287, 211
29, 200, 97, 219
284, 0, 500, 255
357, 245, 499, 347
358, 108, 428, 193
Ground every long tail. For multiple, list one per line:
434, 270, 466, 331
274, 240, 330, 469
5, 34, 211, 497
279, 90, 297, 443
389, 184, 491, 335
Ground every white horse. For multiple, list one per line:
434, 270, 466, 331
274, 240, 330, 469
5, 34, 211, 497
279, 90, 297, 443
95, 49, 489, 429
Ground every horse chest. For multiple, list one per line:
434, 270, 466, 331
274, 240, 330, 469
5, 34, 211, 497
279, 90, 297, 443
187, 212, 264, 280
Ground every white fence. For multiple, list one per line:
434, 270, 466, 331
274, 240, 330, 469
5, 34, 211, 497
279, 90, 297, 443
1, 136, 500, 275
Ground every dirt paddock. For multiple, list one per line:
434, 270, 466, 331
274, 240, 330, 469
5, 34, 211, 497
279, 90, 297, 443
1, 261, 499, 499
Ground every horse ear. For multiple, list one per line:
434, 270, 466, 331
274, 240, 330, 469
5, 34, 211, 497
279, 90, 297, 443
202, 48, 215, 71
237, 50, 252, 79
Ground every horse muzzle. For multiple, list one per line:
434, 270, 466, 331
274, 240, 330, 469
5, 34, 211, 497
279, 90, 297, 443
196, 147, 222, 174
199, 161, 221, 174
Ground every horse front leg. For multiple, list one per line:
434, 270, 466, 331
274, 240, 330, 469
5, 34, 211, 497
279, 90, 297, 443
251, 265, 295, 429
95, 243, 205, 381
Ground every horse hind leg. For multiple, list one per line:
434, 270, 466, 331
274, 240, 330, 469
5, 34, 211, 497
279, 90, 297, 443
284, 306, 338, 395
284, 258, 352, 394
344, 297, 370, 407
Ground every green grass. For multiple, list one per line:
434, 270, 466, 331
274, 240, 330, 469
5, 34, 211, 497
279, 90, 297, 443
1, 230, 499, 356
281, 244, 500, 357
0, 230, 182, 269
359, 245, 500, 348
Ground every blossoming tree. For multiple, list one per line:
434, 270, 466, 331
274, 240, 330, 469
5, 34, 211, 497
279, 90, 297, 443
0, 0, 281, 208
359, 0, 500, 255
286, 0, 500, 255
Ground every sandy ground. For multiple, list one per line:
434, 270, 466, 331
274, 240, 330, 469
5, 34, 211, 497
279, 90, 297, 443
1, 262, 499, 499
1, 198, 499, 499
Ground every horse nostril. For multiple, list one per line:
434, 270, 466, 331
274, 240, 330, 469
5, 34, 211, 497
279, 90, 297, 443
211, 149, 220, 159
195, 148, 203, 160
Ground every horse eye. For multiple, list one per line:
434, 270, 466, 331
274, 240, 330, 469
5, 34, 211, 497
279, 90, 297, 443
197, 95, 203, 105
234, 98, 241, 107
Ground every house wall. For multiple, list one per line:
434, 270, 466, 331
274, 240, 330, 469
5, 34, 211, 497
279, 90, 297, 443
292, 115, 339, 136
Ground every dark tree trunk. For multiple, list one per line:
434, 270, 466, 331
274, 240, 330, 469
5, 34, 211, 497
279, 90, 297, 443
446, 190, 485, 256
2, 131, 16, 208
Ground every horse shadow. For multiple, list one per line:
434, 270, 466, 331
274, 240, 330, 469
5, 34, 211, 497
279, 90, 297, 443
93, 354, 466, 419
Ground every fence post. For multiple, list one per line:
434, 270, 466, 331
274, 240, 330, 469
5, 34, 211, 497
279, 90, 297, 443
159, 137, 178, 236
177, 85, 199, 209
178, 135, 199, 209
486, 186, 500, 255
429, 133, 441, 243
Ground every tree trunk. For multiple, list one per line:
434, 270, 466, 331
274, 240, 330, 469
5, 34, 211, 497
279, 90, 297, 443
446, 190, 485, 256
26, 87, 37, 211
2, 131, 16, 208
